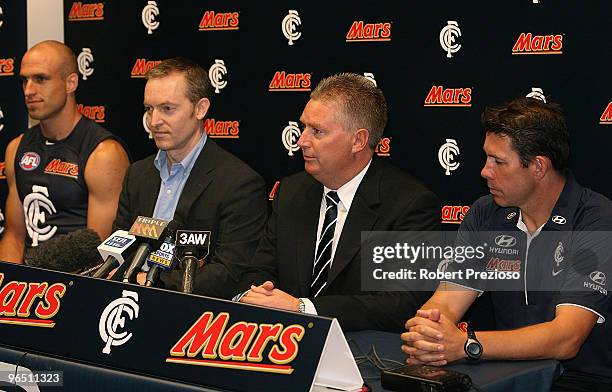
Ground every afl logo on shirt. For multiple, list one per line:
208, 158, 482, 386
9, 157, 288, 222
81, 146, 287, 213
19, 152, 41, 171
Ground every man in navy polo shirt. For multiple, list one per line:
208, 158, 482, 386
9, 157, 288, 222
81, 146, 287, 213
401, 97, 612, 391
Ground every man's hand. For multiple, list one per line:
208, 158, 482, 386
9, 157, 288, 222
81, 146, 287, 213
241, 281, 300, 311
401, 308, 467, 366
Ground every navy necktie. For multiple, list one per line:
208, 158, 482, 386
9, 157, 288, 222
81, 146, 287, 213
310, 191, 340, 297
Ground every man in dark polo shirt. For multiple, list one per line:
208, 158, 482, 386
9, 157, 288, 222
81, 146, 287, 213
401, 97, 612, 391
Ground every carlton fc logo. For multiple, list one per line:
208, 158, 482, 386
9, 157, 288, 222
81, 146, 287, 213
440, 21, 461, 58
23, 185, 58, 246
99, 290, 140, 354
282, 10, 302, 45
142, 1, 160, 34
438, 139, 460, 175
282, 121, 301, 156
209, 59, 227, 94
77, 48, 94, 80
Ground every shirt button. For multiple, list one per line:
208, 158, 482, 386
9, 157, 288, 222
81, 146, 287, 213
166, 189, 172, 195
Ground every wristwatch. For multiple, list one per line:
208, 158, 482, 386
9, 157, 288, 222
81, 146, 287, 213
464, 329, 483, 360
298, 299, 306, 313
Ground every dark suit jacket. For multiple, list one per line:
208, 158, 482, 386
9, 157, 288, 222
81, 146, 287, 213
239, 158, 440, 332
114, 139, 267, 299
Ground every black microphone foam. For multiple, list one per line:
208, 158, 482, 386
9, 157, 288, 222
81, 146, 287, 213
25, 228, 102, 273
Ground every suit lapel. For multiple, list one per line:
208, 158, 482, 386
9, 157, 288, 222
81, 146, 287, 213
326, 160, 382, 288
172, 139, 216, 224
295, 180, 322, 296
139, 161, 161, 217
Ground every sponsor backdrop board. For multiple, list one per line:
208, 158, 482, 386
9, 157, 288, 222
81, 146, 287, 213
1, 1, 611, 234
0, 0, 28, 233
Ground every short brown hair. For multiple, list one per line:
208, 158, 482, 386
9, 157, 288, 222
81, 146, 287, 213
145, 57, 211, 104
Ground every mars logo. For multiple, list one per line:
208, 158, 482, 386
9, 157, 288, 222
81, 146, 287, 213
486, 258, 521, 272
19, 152, 40, 171
209, 59, 228, 94
78, 104, 105, 123
0, 58, 14, 76
204, 118, 240, 139
167, 312, 305, 374
77, 48, 94, 80
375, 137, 391, 157
363, 72, 377, 87
269, 71, 311, 91
199, 11, 239, 31
526, 87, 546, 103
424, 86, 472, 107
0, 106, 4, 131
142, 1, 160, 35
68, 2, 104, 21
512, 33, 563, 55
440, 21, 461, 58
131, 58, 161, 78
599, 102, 612, 125
99, 290, 140, 354
282, 121, 301, 156
282, 10, 301, 45
438, 139, 460, 175
0, 273, 67, 328
24, 185, 58, 246
441, 205, 470, 224
346, 21, 392, 42
45, 159, 79, 179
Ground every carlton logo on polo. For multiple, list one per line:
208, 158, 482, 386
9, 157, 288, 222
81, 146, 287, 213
494, 235, 516, 248
375, 137, 391, 157
269, 71, 311, 91
346, 20, 391, 42
99, 290, 140, 354
512, 33, 563, 54
0, 58, 15, 76
526, 87, 546, 103
77, 48, 94, 80
209, 59, 227, 94
600, 102, 612, 125
438, 139, 460, 175
0, 273, 66, 328
440, 21, 461, 58
68, 2, 104, 21
551, 215, 566, 225
424, 86, 472, 107
282, 10, 301, 45
167, 311, 305, 374
142, 1, 160, 35
204, 118, 239, 139
131, 59, 161, 78
282, 121, 301, 157
77, 104, 105, 123
199, 11, 239, 31
24, 185, 58, 246
19, 152, 41, 171
441, 205, 470, 224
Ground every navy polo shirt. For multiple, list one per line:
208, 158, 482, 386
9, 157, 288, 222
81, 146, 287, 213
446, 174, 612, 382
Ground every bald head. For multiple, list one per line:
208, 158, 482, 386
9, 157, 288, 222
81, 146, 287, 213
25, 40, 78, 78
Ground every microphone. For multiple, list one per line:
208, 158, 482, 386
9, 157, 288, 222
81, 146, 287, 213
122, 216, 171, 283
144, 231, 179, 287
24, 228, 102, 273
174, 230, 211, 294
91, 230, 137, 278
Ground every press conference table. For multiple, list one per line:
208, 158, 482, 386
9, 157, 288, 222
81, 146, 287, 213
0, 330, 561, 392
349, 330, 562, 392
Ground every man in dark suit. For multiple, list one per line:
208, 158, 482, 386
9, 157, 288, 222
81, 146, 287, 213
113, 58, 266, 299
239, 73, 439, 332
